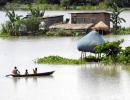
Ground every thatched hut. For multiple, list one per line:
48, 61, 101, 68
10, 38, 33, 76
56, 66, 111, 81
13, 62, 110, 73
92, 21, 109, 34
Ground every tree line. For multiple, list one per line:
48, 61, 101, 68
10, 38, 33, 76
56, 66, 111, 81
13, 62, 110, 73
1, 0, 103, 5
1, 0, 130, 7
106, 0, 130, 7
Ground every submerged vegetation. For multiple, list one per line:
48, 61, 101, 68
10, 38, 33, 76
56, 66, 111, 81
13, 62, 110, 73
35, 55, 85, 64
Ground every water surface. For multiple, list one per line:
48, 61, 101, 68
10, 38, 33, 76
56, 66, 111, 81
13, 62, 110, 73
0, 35, 130, 100
0, 8, 130, 100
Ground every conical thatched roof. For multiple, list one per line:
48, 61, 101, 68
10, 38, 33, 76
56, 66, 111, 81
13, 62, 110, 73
77, 31, 105, 53
93, 21, 109, 31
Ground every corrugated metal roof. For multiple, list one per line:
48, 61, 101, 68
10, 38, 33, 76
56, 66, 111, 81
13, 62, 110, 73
43, 15, 64, 19
70, 10, 111, 14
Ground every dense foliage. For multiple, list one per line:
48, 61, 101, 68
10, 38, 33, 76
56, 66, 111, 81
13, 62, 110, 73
35, 55, 85, 64
1, 9, 23, 36
0, 6, 46, 36
105, 0, 130, 7
95, 40, 123, 56
118, 47, 130, 64
7, 0, 102, 5
95, 40, 130, 64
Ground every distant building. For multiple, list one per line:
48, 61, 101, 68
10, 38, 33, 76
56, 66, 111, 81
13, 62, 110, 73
43, 15, 64, 27
70, 11, 110, 27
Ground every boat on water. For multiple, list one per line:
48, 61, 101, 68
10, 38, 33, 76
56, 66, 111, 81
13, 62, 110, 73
6, 71, 55, 77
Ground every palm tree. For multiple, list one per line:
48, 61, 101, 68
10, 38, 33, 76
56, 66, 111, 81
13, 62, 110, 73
110, 3, 126, 34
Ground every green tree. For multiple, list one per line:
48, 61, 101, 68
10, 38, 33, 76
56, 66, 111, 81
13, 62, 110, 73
22, 5, 46, 34
28, 5, 45, 17
105, 0, 128, 7
95, 40, 123, 63
60, 0, 70, 9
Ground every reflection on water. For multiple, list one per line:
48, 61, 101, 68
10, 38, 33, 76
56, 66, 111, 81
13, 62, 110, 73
11, 76, 54, 84
78, 64, 130, 100
80, 63, 120, 77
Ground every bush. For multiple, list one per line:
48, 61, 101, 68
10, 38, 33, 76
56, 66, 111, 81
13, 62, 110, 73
118, 47, 130, 64
22, 16, 40, 32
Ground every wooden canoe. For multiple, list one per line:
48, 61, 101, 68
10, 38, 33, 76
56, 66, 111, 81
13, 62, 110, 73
6, 71, 55, 77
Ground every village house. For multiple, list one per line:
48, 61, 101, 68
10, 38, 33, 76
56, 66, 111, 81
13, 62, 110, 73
49, 11, 110, 34
70, 11, 110, 27
43, 15, 64, 27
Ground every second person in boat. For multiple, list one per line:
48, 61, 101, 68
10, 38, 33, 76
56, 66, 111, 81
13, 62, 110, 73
33, 67, 37, 74
25, 69, 28, 75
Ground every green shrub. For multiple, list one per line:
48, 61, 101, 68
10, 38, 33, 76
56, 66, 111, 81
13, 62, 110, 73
118, 47, 130, 64
22, 16, 40, 32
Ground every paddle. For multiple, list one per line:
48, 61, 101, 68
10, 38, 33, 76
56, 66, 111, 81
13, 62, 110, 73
5, 74, 12, 77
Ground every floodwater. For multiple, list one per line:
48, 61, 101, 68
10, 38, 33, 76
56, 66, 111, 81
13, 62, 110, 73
0, 10, 130, 100
0, 35, 130, 100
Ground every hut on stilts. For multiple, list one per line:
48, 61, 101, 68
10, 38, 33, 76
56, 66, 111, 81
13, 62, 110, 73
92, 21, 109, 35
77, 30, 105, 59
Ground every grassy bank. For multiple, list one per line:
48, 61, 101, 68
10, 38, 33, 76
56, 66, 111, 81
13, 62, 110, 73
0, 29, 80, 37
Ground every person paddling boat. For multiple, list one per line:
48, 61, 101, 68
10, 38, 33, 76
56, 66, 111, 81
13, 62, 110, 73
12, 66, 20, 75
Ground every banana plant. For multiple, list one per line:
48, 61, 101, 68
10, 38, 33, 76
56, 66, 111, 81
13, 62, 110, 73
5, 8, 23, 35
110, 3, 126, 34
